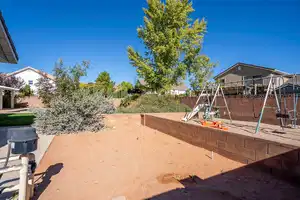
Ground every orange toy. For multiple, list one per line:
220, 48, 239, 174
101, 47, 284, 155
200, 120, 229, 131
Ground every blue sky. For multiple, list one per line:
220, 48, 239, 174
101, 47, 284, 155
1, 0, 300, 84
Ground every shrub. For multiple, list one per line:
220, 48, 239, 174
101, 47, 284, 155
19, 84, 34, 97
33, 89, 115, 135
117, 94, 191, 113
119, 94, 140, 107
35, 76, 55, 107
112, 90, 128, 98
54, 59, 89, 97
35, 59, 90, 107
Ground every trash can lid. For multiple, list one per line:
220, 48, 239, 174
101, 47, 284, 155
7, 127, 38, 142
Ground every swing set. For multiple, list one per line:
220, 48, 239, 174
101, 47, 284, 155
255, 74, 299, 133
183, 74, 299, 134
182, 82, 232, 130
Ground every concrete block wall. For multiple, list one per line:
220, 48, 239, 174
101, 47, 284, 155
180, 96, 300, 125
141, 114, 300, 179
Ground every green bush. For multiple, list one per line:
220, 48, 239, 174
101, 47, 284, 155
19, 84, 34, 97
117, 94, 191, 113
35, 76, 55, 107
119, 94, 141, 107
112, 90, 128, 98
33, 89, 115, 135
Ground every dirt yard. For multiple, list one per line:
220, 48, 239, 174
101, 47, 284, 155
34, 114, 300, 200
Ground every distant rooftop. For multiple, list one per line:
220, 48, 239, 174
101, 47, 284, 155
7, 66, 55, 80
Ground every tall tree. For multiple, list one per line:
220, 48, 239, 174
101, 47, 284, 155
54, 59, 89, 96
117, 81, 133, 92
189, 56, 215, 92
95, 71, 115, 96
128, 0, 214, 93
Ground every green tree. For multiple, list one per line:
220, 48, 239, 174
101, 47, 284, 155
95, 71, 115, 96
79, 82, 95, 89
19, 84, 34, 97
35, 76, 55, 106
133, 79, 147, 93
134, 80, 143, 90
189, 56, 215, 92
128, 0, 214, 93
54, 59, 90, 96
117, 81, 133, 92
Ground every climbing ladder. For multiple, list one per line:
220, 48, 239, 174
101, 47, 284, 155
182, 83, 211, 122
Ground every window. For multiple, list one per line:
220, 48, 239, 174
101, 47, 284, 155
253, 75, 262, 79
252, 75, 263, 85
219, 79, 225, 85
28, 80, 33, 85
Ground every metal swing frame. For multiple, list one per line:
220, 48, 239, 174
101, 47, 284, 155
182, 83, 232, 123
255, 74, 299, 133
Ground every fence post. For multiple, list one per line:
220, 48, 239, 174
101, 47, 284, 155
19, 155, 29, 200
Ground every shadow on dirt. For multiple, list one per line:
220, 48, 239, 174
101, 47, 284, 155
146, 158, 300, 200
32, 163, 63, 200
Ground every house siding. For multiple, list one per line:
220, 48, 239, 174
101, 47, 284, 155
222, 73, 242, 86
216, 65, 274, 83
14, 69, 55, 94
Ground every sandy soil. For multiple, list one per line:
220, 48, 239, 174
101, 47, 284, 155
34, 114, 300, 200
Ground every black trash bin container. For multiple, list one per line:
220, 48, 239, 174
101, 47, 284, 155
7, 127, 38, 154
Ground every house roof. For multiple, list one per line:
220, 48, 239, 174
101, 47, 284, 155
0, 12, 18, 64
7, 66, 55, 80
214, 62, 289, 80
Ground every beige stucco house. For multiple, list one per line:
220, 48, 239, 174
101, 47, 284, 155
214, 63, 290, 95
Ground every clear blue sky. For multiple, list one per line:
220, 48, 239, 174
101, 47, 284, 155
1, 0, 300, 84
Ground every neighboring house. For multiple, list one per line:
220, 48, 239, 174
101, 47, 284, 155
276, 74, 300, 94
170, 83, 188, 95
214, 63, 290, 95
7, 66, 55, 94
139, 79, 188, 95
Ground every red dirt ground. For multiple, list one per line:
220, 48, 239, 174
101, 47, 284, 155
34, 113, 300, 200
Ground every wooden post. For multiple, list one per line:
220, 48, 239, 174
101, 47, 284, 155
19, 155, 29, 200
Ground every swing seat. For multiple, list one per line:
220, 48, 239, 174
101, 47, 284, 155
276, 113, 290, 119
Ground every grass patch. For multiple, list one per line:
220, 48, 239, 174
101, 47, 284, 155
117, 94, 191, 113
0, 113, 35, 126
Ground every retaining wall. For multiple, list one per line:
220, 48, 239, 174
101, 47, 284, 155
141, 114, 300, 181
180, 96, 300, 125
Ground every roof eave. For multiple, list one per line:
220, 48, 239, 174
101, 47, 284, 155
0, 12, 18, 64
214, 62, 289, 80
